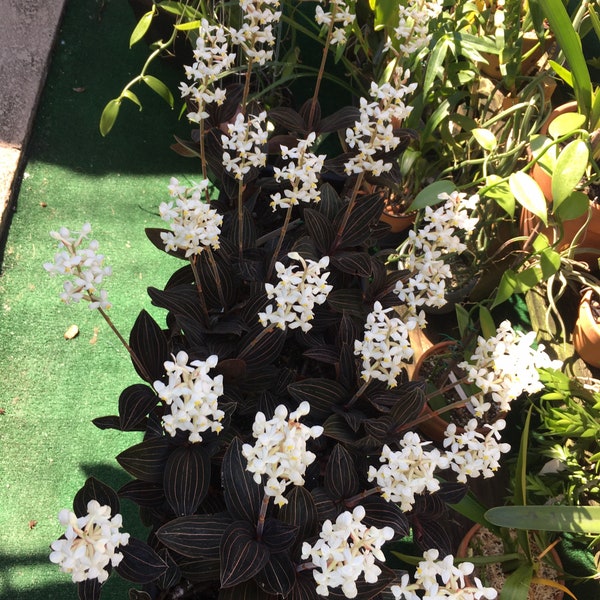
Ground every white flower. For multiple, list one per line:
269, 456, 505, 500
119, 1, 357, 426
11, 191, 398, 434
314, 0, 357, 46
159, 178, 222, 257
154, 351, 225, 443
44, 224, 112, 310
354, 301, 414, 387
390, 550, 497, 600
49, 500, 130, 584
221, 112, 268, 180
270, 133, 325, 210
392, 0, 443, 56
368, 434, 449, 511
242, 401, 323, 506
258, 252, 333, 332
180, 19, 236, 124
459, 321, 562, 413
344, 76, 417, 176
301, 505, 394, 598
393, 190, 479, 322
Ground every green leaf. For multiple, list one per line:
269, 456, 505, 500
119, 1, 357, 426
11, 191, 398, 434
539, 248, 561, 279
492, 269, 519, 307
551, 139, 589, 209
509, 172, 547, 225
484, 175, 515, 217
555, 190, 589, 221
99, 98, 121, 136
534, 0, 592, 117
471, 127, 497, 152
142, 75, 174, 108
130, 7, 156, 48
500, 563, 534, 600
485, 505, 600, 534
121, 89, 142, 111
174, 19, 202, 31
478, 306, 496, 339
455, 303, 470, 339
407, 180, 457, 212
547, 111, 586, 139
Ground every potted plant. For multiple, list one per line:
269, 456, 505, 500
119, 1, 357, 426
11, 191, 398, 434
452, 409, 571, 600
45, 4, 551, 599
573, 287, 600, 367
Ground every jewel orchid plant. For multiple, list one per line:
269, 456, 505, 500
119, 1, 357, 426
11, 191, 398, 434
46, 2, 558, 599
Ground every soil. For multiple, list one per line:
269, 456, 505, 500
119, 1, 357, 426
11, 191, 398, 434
463, 526, 564, 600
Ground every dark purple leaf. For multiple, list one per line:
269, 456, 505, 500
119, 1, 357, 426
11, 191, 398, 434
360, 495, 409, 537
289, 570, 320, 600
218, 578, 278, 600
363, 415, 393, 440
163, 444, 211, 516
438, 481, 468, 505
238, 327, 286, 366
302, 345, 340, 364
334, 193, 385, 249
287, 378, 348, 420
261, 518, 298, 552
327, 289, 365, 318
179, 557, 221, 582
318, 106, 361, 133
116, 437, 171, 483
389, 381, 427, 432
303, 208, 334, 255
220, 521, 270, 588
129, 309, 169, 383
73, 477, 120, 518
279, 486, 319, 548
221, 438, 263, 523
412, 516, 453, 556
115, 537, 168, 584
330, 252, 374, 277
118, 480, 165, 508
311, 487, 337, 522
77, 578, 101, 600
325, 444, 360, 500
156, 547, 181, 592
92, 415, 123, 431
254, 551, 296, 597
147, 284, 206, 326
268, 107, 306, 132
318, 183, 344, 221
118, 384, 158, 431
323, 414, 356, 444
156, 514, 233, 558
338, 342, 358, 391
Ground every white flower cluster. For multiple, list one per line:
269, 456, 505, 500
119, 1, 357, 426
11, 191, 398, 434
394, 191, 479, 319
49, 500, 130, 584
314, 0, 356, 46
392, 0, 443, 56
222, 111, 268, 180
180, 19, 236, 123
159, 178, 223, 258
230, 0, 282, 65
459, 320, 562, 415
443, 419, 512, 483
258, 252, 333, 332
368, 434, 449, 511
153, 351, 225, 443
44, 223, 112, 310
354, 301, 414, 387
344, 76, 417, 177
270, 133, 326, 210
391, 549, 497, 600
302, 505, 394, 598
242, 401, 323, 506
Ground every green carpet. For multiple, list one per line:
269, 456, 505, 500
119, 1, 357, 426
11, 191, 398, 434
0, 0, 196, 597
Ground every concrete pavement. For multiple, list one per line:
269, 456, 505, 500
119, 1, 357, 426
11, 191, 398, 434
0, 0, 68, 242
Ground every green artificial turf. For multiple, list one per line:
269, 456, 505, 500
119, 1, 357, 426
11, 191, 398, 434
0, 0, 197, 597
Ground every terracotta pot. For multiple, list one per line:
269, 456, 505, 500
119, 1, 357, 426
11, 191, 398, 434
379, 209, 416, 233
479, 31, 552, 81
411, 341, 465, 442
573, 288, 600, 368
457, 523, 565, 600
524, 101, 600, 268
